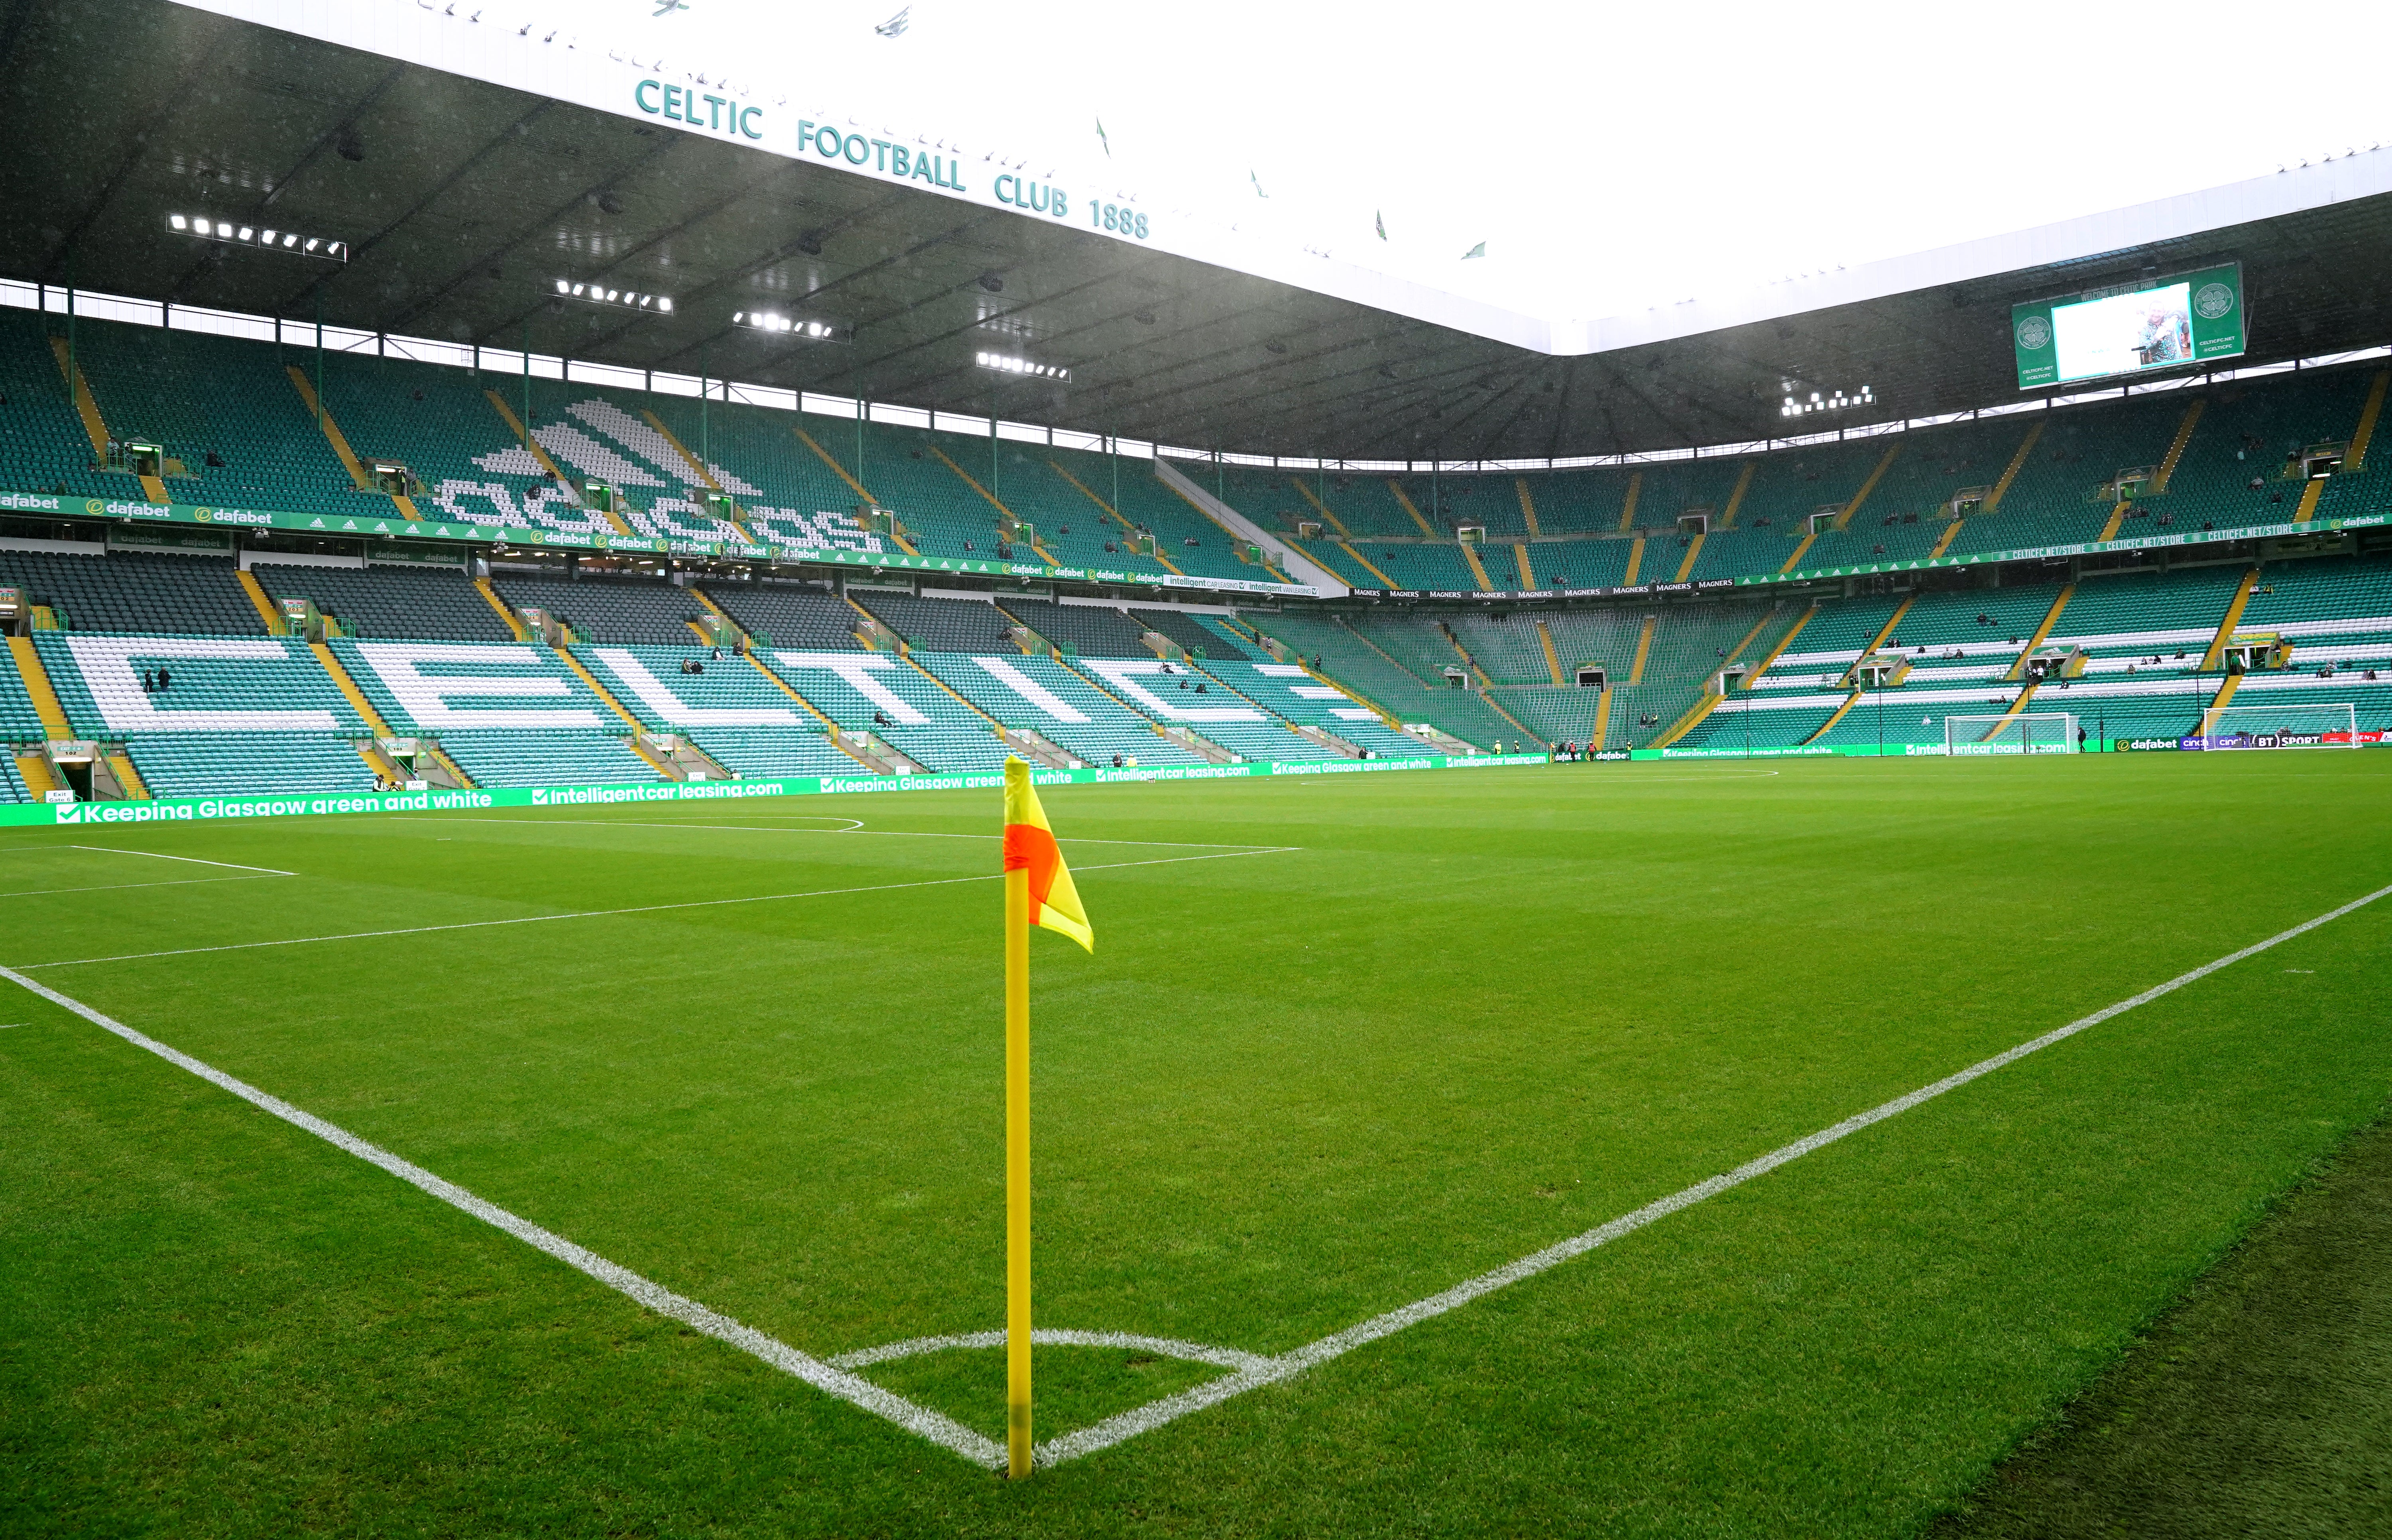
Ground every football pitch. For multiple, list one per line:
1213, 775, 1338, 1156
6, 753, 2390, 1538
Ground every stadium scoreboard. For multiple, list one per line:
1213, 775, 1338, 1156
2012, 263, 2244, 389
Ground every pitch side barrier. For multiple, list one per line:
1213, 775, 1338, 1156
1646, 735, 2390, 759
0, 752, 1556, 829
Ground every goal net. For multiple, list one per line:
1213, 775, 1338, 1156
2191, 702, 2360, 749
1943, 713, 2078, 755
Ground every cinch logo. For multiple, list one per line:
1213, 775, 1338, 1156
531, 789, 549, 805
52, 803, 83, 824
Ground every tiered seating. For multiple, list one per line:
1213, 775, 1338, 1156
2167, 369, 2382, 533
1447, 614, 1554, 685
991, 597, 1151, 657
440, 732, 659, 787
1198, 659, 1430, 757
1679, 595, 1905, 750
1128, 607, 1231, 658
35, 632, 366, 738
762, 647, 1010, 773
1530, 538, 1636, 590
126, 733, 374, 796
1255, 612, 1505, 749
913, 652, 1210, 767
1943, 396, 2189, 557
70, 316, 359, 517
1346, 541, 1481, 591
491, 573, 707, 645
685, 729, 864, 779
0, 550, 260, 634
1196, 614, 1276, 660
1804, 584, 2065, 748
698, 580, 871, 648
0, 647, 46, 742
572, 642, 855, 776
315, 351, 563, 531
264, 562, 513, 642
850, 590, 1020, 652
1, 755, 28, 802
329, 636, 655, 786
0, 312, 117, 499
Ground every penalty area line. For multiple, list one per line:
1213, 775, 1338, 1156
0, 962, 1010, 1471
1032, 876, 2392, 1467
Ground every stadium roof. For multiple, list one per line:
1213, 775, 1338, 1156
6, 0, 2392, 462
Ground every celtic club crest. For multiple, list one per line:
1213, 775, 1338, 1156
2193, 282, 2235, 320
2016, 315, 2052, 352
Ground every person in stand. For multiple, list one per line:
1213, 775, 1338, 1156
140, 668, 155, 694
155, 666, 171, 692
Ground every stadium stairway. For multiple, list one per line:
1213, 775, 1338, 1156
2006, 585, 2079, 680
49, 334, 167, 504
8, 634, 74, 739
287, 366, 421, 521
475, 576, 533, 640
2198, 568, 2264, 670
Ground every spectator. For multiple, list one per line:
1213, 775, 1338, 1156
156, 666, 171, 691
205, 450, 225, 468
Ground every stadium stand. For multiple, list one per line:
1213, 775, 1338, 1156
34, 632, 368, 738
491, 572, 710, 645
697, 579, 876, 648
763, 647, 1014, 773
1127, 606, 1234, 658
913, 652, 1214, 766
0, 548, 260, 635
327, 636, 658, 786
262, 561, 514, 642
989, 597, 1151, 657
850, 589, 1023, 652
67, 316, 361, 517
125, 732, 377, 796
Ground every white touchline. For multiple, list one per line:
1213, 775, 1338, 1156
65, 845, 298, 876
0, 962, 1009, 1471
0, 875, 283, 900
13, 847, 1300, 969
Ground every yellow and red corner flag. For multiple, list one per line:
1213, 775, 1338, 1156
1001, 757, 1092, 1478
1003, 757, 1093, 952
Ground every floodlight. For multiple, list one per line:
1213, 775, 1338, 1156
169, 214, 188, 230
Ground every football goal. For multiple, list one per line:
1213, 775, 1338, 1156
2193, 701, 2359, 748
1943, 713, 2079, 755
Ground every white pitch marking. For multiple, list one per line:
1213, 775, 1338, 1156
0, 875, 281, 900
1028, 878, 2392, 1467
829, 1330, 1268, 1374
0, 962, 1008, 1471
64, 845, 297, 876
14, 847, 1300, 969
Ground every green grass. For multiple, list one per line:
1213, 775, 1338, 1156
3, 752, 2389, 1537
1936, 1111, 2392, 1539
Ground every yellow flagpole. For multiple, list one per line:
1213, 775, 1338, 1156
1005, 862, 1033, 1478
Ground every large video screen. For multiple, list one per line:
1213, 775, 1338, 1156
2013, 263, 2244, 389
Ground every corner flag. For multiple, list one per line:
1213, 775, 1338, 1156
1000, 757, 1092, 1477
1004, 758, 1092, 952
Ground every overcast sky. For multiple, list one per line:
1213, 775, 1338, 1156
560, 0, 2392, 318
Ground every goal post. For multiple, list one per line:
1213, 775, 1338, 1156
2192, 701, 2360, 748
1943, 712, 2079, 755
